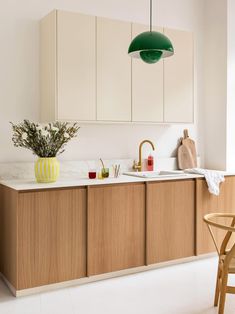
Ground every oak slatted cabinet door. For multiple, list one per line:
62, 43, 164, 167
87, 183, 145, 276
147, 180, 195, 264
196, 177, 235, 255
17, 188, 87, 289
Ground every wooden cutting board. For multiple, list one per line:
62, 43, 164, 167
178, 129, 197, 170
178, 144, 194, 170
182, 129, 197, 167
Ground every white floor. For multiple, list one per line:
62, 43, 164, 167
1, 257, 235, 314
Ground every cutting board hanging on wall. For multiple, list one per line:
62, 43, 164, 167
178, 129, 197, 170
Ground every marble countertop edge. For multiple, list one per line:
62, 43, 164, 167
0, 173, 207, 191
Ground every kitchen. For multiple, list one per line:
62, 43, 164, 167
0, 0, 235, 313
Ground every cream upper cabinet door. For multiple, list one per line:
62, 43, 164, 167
164, 28, 194, 123
97, 17, 132, 121
132, 24, 164, 122
57, 11, 96, 121
40, 11, 57, 122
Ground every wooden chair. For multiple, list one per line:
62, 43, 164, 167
204, 213, 235, 314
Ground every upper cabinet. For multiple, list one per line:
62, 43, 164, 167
57, 11, 96, 121
40, 10, 194, 124
97, 18, 132, 121
40, 10, 96, 122
132, 24, 164, 122
164, 28, 194, 123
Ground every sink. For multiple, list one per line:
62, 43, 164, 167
123, 170, 188, 178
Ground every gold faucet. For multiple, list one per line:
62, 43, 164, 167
133, 140, 155, 172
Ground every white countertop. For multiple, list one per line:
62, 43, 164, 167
1, 170, 234, 192
0, 173, 205, 191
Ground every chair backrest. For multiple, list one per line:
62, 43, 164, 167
204, 213, 235, 268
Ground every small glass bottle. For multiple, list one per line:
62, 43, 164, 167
147, 153, 154, 171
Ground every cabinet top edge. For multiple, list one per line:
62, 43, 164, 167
42, 9, 194, 34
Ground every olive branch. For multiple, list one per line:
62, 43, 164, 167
10, 120, 80, 157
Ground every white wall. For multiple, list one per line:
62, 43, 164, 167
0, 0, 205, 163
204, 0, 227, 170
226, 0, 235, 171
203, 0, 235, 171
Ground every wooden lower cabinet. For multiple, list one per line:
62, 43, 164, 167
146, 180, 195, 264
87, 183, 145, 276
2, 176, 235, 294
196, 177, 235, 255
0, 186, 87, 290
0, 186, 18, 288
18, 188, 87, 289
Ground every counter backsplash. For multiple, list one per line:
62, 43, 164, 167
0, 157, 200, 181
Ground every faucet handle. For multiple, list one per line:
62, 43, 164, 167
133, 160, 141, 172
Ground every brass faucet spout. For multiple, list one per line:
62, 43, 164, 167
133, 139, 155, 172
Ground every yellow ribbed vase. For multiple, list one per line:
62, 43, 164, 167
34, 157, 60, 183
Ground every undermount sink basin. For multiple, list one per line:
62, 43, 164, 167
123, 170, 188, 178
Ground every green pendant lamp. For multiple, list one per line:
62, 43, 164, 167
128, 0, 174, 64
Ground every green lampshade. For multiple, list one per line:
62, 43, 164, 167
128, 31, 174, 64
140, 50, 162, 64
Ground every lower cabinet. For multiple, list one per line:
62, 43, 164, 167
17, 188, 86, 289
87, 183, 145, 276
196, 177, 235, 255
2, 176, 235, 294
146, 180, 195, 264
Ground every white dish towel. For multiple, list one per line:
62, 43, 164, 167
185, 168, 225, 196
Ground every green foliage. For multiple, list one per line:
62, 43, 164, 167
10, 120, 80, 157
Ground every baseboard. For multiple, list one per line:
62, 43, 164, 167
0, 253, 217, 297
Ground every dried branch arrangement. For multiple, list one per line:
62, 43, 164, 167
11, 120, 80, 157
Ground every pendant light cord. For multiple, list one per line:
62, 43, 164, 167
150, 0, 152, 32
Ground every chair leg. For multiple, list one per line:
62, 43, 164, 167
218, 270, 228, 314
214, 262, 222, 306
